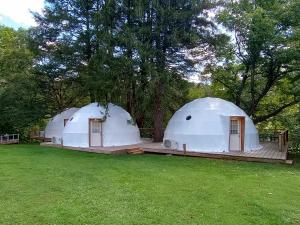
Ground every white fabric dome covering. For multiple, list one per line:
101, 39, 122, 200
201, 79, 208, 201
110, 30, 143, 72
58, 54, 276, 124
163, 97, 262, 153
45, 108, 79, 144
63, 103, 141, 147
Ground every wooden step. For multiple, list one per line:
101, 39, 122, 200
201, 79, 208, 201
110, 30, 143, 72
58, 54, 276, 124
127, 148, 144, 155
285, 159, 294, 165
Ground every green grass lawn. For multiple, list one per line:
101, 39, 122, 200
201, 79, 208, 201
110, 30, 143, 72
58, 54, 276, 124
0, 144, 300, 225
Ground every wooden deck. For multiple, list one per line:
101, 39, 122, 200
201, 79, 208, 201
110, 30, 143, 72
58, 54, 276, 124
30, 136, 51, 142
40, 142, 139, 155
140, 141, 290, 164
41, 140, 291, 164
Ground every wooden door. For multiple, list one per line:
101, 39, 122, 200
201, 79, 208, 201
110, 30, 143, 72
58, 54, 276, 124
89, 119, 102, 147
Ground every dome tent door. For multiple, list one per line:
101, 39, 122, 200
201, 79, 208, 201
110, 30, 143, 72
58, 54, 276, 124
229, 116, 245, 152
89, 118, 103, 147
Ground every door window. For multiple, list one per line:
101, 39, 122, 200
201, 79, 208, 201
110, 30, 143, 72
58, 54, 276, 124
230, 120, 239, 134
92, 121, 101, 133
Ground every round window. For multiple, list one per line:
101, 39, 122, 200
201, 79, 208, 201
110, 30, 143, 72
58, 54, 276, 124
186, 115, 192, 120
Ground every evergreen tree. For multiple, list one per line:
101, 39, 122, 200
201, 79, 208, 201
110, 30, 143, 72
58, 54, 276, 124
30, 0, 219, 141
127, 0, 218, 141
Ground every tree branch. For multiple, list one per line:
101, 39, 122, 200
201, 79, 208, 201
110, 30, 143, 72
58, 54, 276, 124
248, 59, 277, 116
253, 100, 299, 124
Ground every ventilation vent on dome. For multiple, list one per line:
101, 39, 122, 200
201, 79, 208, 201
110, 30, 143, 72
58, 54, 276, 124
186, 115, 192, 120
127, 119, 136, 126
164, 139, 172, 148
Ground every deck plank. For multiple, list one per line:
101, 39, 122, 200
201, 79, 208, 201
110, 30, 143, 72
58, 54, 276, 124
140, 141, 288, 163
40, 140, 289, 164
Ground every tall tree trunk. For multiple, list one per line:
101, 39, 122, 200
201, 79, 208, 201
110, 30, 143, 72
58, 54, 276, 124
135, 59, 147, 128
125, 0, 135, 115
89, 91, 95, 102
153, 80, 165, 142
235, 67, 249, 106
126, 82, 133, 115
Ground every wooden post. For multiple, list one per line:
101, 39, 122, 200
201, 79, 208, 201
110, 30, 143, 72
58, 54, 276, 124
183, 144, 186, 155
278, 133, 282, 151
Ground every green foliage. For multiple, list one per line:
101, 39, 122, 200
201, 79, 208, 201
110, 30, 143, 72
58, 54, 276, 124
30, 0, 219, 141
0, 26, 46, 138
258, 104, 300, 152
210, 0, 300, 123
1, 0, 299, 147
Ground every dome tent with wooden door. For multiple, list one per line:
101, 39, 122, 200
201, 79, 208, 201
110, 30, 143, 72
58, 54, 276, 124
163, 97, 262, 153
45, 108, 79, 144
62, 103, 141, 148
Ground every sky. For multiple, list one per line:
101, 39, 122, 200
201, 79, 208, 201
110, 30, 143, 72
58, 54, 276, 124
0, 0, 44, 29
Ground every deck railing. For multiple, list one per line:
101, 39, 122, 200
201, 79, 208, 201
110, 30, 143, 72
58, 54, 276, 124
278, 130, 289, 152
259, 129, 280, 142
140, 128, 154, 138
29, 130, 45, 138
259, 129, 289, 152
29, 130, 51, 142
139, 128, 167, 139
141, 128, 289, 152
0, 134, 19, 144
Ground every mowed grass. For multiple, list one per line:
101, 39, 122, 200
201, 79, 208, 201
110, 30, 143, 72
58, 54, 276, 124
0, 144, 300, 225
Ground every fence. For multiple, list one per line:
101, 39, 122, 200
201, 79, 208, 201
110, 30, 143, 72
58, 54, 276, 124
259, 129, 289, 152
259, 129, 280, 142
140, 128, 155, 138
0, 134, 19, 144
29, 130, 51, 142
278, 130, 289, 152
142, 128, 289, 152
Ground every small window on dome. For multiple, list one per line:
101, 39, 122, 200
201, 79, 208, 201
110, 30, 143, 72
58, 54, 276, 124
69, 117, 73, 121
127, 118, 136, 126
186, 115, 192, 120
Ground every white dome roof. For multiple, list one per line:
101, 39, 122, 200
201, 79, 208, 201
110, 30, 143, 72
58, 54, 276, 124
63, 103, 141, 147
45, 108, 79, 144
164, 97, 262, 152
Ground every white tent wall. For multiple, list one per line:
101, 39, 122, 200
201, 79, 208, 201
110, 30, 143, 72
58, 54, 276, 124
163, 97, 262, 152
102, 105, 140, 146
62, 104, 102, 148
44, 108, 79, 144
62, 103, 141, 147
220, 115, 230, 151
244, 117, 262, 151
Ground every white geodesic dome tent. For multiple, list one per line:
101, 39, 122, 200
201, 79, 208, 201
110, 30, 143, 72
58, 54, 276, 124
62, 103, 141, 148
45, 108, 79, 144
163, 97, 262, 153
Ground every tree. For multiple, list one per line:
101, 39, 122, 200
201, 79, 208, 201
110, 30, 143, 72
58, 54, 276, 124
0, 26, 46, 137
130, 0, 218, 141
30, 0, 219, 142
209, 0, 300, 123
29, 0, 102, 111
